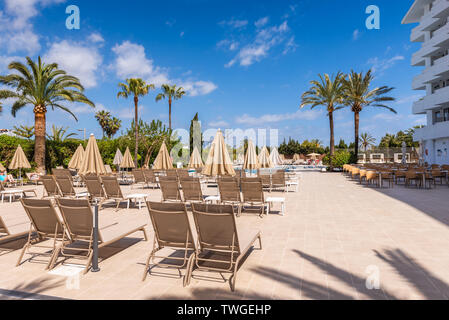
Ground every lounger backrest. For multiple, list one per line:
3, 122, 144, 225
40, 175, 60, 197
21, 198, 63, 236
147, 201, 195, 249
56, 198, 97, 240
180, 178, 203, 202
166, 170, 178, 178
176, 169, 190, 179
55, 176, 75, 196
241, 178, 264, 203
84, 177, 105, 199
218, 179, 241, 202
143, 169, 156, 183
132, 169, 145, 183
159, 177, 182, 201
82, 174, 100, 181
100, 176, 124, 199
105, 165, 113, 174
0, 182, 4, 192
271, 171, 285, 185
191, 203, 240, 253
53, 168, 72, 180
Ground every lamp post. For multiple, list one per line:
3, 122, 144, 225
77, 128, 86, 143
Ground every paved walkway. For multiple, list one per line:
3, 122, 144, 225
1, 172, 449, 300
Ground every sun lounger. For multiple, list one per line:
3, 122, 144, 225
142, 202, 197, 285
40, 175, 61, 199
159, 176, 183, 202
0, 210, 30, 244
16, 199, 66, 269
55, 176, 89, 199
189, 203, 262, 291
54, 198, 148, 273
82, 175, 106, 207
101, 176, 148, 210
180, 177, 204, 203
240, 178, 266, 217
218, 177, 242, 215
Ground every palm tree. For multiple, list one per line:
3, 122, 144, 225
13, 125, 35, 139
95, 110, 111, 138
0, 57, 94, 173
300, 73, 345, 169
155, 84, 186, 131
117, 78, 155, 167
47, 125, 76, 143
359, 132, 376, 152
105, 117, 121, 139
340, 70, 396, 159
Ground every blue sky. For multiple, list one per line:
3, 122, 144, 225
0, 0, 425, 147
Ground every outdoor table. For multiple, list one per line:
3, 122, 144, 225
204, 195, 220, 204
1, 189, 24, 203
266, 197, 285, 216
125, 193, 148, 209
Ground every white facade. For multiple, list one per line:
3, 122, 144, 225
403, 0, 449, 165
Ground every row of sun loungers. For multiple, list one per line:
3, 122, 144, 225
1, 197, 261, 291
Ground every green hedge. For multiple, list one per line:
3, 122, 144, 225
322, 150, 357, 168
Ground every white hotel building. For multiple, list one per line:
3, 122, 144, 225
403, 0, 449, 165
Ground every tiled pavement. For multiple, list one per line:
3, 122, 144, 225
1, 172, 449, 300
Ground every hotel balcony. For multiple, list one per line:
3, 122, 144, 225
414, 120, 449, 140
411, 24, 425, 42
412, 85, 449, 114
411, 24, 449, 66
432, 0, 449, 19
412, 54, 449, 90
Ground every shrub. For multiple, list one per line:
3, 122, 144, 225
324, 150, 356, 169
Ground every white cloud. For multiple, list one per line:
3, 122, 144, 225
352, 29, 361, 41
45, 40, 103, 88
208, 120, 229, 128
225, 21, 291, 67
88, 33, 105, 44
236, 109, 323, 125
219, 18, 248, 29
372, 113, 403, 122
181, 81, 217, 97
396, 94, 423, 105
217, 39, 239, 51
255, 17, 269, 28
0, 55, 23, 72
283, 36, 298, 55
368, 55, 405, 74
112, 41, 217, 96
72, 102, 106, 114
0, 0, 65, 54
111, 41, 169, 86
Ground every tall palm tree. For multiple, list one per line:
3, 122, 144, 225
0, 57, 94, 173
155, 84, 186, 131
300, 73, 345, 169
359, 132, 376, 152
95, 110, 111, 138
340, 70, 396, 159
117, 78, 155, 167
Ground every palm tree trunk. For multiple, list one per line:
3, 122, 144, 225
168, 96, 172, 131
134, 96, 139, 168
329, 111, 335, 171
34, 109, 46, 174
354, 111, 360, 161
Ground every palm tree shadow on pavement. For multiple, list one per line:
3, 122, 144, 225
374, 249, 449, 299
